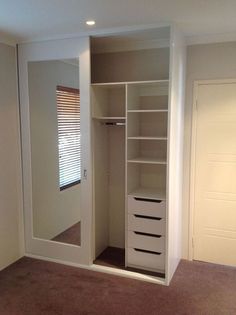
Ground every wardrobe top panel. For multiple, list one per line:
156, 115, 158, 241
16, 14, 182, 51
91, 27, 170, 54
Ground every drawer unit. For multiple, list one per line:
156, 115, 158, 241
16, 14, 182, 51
128, 195, 166, 218
128, 214, 165, 235
127, 248, 165, 271
128, 231, 165, 253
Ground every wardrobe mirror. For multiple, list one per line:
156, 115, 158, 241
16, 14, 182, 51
28, 59, 82, 247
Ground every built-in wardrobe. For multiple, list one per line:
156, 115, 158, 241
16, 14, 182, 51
18, 25, 185, 286
91, 26, 185, 285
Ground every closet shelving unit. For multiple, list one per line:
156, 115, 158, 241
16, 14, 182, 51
126, 81, 168, 197
126, 80, 169, 274
91, 26, 185, 285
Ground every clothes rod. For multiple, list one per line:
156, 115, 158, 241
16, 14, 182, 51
101, 122, 126, 126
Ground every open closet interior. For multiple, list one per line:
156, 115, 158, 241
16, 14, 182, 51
92, 83, 126, 266
91, 26, 185, 284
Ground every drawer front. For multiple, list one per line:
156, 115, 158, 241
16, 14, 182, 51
128, 196, 166, 218
128, 214, 165, 235
128, 231, 165, 252
127, 248, 165, 271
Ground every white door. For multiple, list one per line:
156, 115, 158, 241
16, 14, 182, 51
18, 37, 92, 265
193, 80, 236, 267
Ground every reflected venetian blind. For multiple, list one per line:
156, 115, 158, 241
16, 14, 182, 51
56, 85, 81, 190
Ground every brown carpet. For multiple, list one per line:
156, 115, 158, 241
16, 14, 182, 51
0, 257, 236, 315
52, 222, 81, 246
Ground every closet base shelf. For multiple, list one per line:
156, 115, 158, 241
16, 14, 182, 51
127, 157, 167, 165
94, 246, 165, 278
128, 136, 167, 140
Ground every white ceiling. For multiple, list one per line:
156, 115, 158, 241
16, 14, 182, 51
1, 0, 236, 45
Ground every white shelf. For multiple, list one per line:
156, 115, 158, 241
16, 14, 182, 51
91, 83, 126, 89
127, 136, 167, 141
127, 109, 168, 113
127, 157, 167, 165
128, 187, 166, 201
91, 82, 126, 87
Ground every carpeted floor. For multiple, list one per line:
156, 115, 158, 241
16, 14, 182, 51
0, 257, 236, 315
52, 222, 81, 246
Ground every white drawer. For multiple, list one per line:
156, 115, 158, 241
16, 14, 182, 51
127, 248, 165, 271
128, 231, 165, 252
128, 196, 166, 218
128, 214, 165, 235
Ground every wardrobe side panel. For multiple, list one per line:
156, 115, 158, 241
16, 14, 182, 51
166, 28, 186, 284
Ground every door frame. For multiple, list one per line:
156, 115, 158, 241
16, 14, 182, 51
18, 37, 93, 265
188, 78, 236, 260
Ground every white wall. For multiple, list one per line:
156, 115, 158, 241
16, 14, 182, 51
0, 43, 23, 270
182, 41, 236, 258
28, 60, 81, 240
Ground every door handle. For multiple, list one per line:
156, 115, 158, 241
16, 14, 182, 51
83, 169, 87, 180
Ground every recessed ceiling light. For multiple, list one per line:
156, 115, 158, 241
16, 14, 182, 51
86, 20, 95, 26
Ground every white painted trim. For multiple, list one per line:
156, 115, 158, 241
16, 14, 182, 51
188, 81, 198, 261
0, 36, 16, 47
188, 78, 236, 260
125, 83, 128, 268
15, 45, 26, 258
25, 253, 166, 285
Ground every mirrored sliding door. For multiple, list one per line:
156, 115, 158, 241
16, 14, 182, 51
18, 37, 92, 265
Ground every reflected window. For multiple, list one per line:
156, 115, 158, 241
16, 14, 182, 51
56, 85, 81, 190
